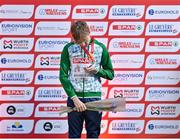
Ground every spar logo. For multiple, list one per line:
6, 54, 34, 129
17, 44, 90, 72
35, 5, 71, 19
145, 38, 180, 52
34, 87, 67, 101
72, 5, 108, 19
34, 120, 68, 134
113, 25, 142, 31
39, 106, 62, 112
1, 38, 34, 52
146, 5, 180, 19
35, 38, 70, 52
109, 5, 144, 19
0, 87, 34, 101
146, 22, 179, 36
0, 21, 34, 35
145, 120, 180, 134
76, 8, 105, 14
35, 103, 67, 117
108, 120, 144, 134
73, 58, 89, 64
87, 22, 108, 36
35, 54, 61, 68
146, 104, 180, 118
109, 22, 144, 36
149, 40, 178, 47
1, 89, 30, 96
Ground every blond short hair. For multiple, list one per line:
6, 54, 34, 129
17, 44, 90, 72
71, 21, 90, 43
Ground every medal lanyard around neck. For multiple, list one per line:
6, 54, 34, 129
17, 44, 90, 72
80, 38, 95, 63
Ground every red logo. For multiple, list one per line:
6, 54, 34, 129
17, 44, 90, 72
151, 106, 160, 115
76, 8, 99, 14
44, 9, 67, 15
73, 58, 89, 64
4, 40, 13, 45
114, 90, 123, 97
149, 41, 172, 47
113, 25, 136, 30
157, 58, 176, 64
90, 25, 104, 32
39, 106, 61, 112
2, 90, 25, 95
118, 42, 140, 48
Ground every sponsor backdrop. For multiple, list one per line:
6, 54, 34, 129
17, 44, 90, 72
0, 0, 180, 138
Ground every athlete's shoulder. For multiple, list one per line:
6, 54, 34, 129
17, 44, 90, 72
64, 42, 75, 49
94, 39, 106, 50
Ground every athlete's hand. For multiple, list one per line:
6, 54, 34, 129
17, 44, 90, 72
72, 96, 86, 112
84, 65, 98, 74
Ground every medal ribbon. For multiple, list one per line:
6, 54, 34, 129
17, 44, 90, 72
80, 38, 95, 63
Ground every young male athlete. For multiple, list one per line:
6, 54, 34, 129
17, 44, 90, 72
60, 20, 114, 138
